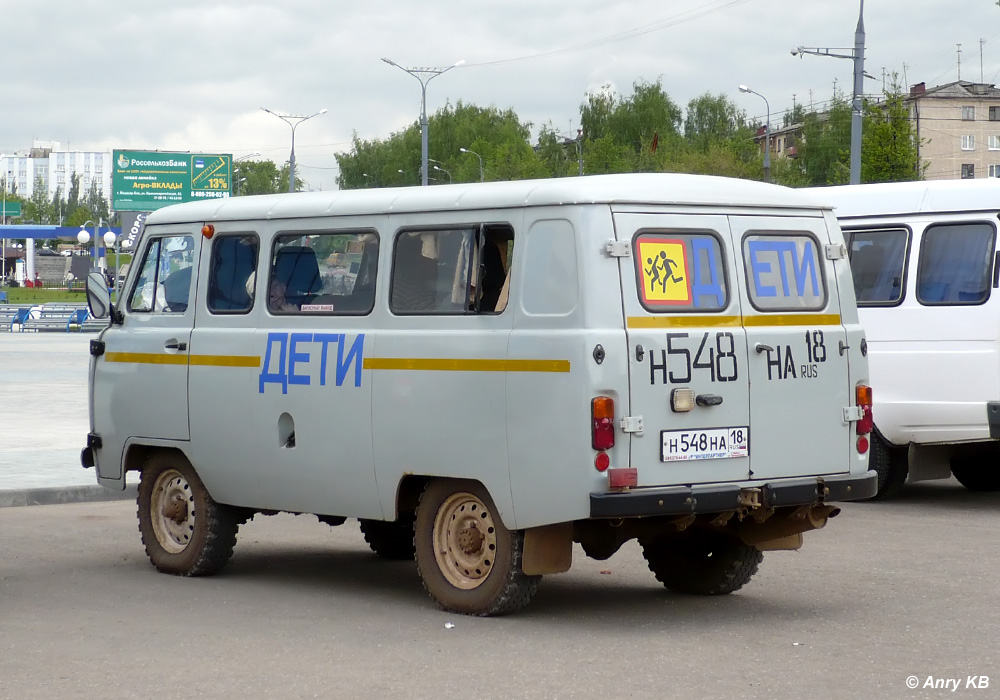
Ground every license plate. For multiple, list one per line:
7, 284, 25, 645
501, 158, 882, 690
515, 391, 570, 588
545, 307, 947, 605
661, 427, 749, 462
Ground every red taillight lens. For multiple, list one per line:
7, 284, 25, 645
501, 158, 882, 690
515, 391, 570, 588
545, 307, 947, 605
592, 396, 615, 451
856, 384, 873, 435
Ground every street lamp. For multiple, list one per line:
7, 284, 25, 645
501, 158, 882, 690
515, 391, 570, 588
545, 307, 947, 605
791, 0, 866, 184
433, 165, 452, 183
78, 219, 112, 274
260, 107, 328, 193
739, 85, 771, 183
103, 231, 118, 299
460, 147, 484, 182
382, 57, 465, 186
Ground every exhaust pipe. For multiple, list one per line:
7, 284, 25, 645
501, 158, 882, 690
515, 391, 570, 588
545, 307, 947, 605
739, 505, 841, 546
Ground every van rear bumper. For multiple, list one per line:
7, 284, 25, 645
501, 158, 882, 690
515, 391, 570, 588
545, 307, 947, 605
589, 471, 877, 519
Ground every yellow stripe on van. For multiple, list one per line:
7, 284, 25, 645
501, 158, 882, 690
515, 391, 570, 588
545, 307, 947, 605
105, 352, 261, 367
189, 355, 262, 368
627, 314, 841, 329
741, 314, 841, 327
363, 358, 571, 373
627, 315, 742, 329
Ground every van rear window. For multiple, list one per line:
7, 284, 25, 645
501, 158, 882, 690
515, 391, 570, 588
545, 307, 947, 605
743, 233, 826, 311
848, 228, 908, 306
916, 222, 995, 306
632, 232, 728, 312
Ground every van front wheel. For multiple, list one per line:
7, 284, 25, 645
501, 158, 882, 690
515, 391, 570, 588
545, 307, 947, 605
137, 453, 239, 577
414, 480, 540, 616
641, 530, 762, 595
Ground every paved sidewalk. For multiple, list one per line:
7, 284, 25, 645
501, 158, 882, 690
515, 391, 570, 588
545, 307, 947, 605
0, 332, 136, 507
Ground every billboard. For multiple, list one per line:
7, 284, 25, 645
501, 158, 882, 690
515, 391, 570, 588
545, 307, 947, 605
112, 150, 232, 211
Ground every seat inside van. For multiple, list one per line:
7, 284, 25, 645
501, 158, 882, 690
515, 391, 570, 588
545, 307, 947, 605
273, 246, 322, 308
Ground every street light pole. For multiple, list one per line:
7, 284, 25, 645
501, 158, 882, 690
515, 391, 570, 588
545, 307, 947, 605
792, 0, 866, 184
382, 57, 465, 186
460, 147, 484, 182
432, 165, 452, 183
103, 230, 118, 300
78, 219, 102, 273
739, 85, 771, 183
260, 108, 328, 193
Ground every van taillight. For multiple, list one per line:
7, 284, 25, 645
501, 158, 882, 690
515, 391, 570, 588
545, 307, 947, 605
856, 385, 873, 435
592, 396, 615, 451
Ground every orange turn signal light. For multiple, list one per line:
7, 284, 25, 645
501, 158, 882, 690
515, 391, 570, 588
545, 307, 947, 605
202, 224, 215, 239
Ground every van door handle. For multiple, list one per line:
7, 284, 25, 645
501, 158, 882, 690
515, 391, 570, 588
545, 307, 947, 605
164, 340, 187, 351
696, 394, 723, 407
754, 343, 773, 354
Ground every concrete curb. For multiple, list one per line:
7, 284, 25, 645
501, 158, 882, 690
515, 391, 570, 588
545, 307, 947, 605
0, 484, 137, 508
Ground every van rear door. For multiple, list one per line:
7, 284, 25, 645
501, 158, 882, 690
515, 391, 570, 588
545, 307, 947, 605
615, 213, 751, 486
729, 215, 852, 479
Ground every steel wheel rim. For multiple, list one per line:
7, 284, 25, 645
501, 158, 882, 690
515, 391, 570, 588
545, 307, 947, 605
432, 492, 497, 590
150, 468, 195, 554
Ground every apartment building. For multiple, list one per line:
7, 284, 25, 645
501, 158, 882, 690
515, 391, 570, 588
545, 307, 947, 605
907, 80, 1000, 180
0, 141, 112, 201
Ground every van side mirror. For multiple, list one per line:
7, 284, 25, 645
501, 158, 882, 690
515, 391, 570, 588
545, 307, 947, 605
85, 271, 112, 319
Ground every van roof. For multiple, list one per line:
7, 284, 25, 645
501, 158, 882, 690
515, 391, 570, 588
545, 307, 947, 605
146, 173, 830, 225
806, 180, 1000, 219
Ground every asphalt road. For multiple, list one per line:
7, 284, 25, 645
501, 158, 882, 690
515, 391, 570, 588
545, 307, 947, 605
2, 480, 998, 700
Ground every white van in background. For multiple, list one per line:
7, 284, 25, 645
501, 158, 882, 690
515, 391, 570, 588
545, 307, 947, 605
83, 174, 874, 615
812, 180, 1000, 498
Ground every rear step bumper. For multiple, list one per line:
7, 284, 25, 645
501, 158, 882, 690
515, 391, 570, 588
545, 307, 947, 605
589, 471, 877, 518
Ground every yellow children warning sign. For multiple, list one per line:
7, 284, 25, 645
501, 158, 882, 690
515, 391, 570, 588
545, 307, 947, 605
636, 237, 692, 306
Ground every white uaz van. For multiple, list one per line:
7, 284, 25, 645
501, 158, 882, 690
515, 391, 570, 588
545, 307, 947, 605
811, 180, 1000, 498
83, 174, 875, 615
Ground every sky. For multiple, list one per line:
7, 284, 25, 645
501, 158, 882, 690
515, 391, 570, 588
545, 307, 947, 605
5, 0, 1000, 192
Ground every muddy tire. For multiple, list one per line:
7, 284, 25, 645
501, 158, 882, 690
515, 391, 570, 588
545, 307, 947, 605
869, 432, 908, 500
137, 452, 239, 577
414, 479, 539, 616
641, 530, 762, 595
359, 516, 416, 560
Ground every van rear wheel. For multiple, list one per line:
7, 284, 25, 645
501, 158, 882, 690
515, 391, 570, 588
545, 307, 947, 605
414, 479, 540, 616
641, 530, 762, 595
137, 452, 239, 577
951, 445, 1000, 492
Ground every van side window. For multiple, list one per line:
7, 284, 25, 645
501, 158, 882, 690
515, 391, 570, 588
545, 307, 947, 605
916, 223, 995, 305
208, 234, 259, 314
847, 228, 908, 305
268, 231, 379, 315
390, 226, 513, 315
632, 232, 728, 312
743, 233, 826, 311
128, 235, 195, 314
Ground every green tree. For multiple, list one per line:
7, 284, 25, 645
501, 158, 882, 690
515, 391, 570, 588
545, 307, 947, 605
860, 81, 925, 182
798, 82, 922, 185
684, 93, 747, 152
26, 176, 52, 223
235, 160, 285, 195
581, 79, 683, 153
336, 101, 543, 188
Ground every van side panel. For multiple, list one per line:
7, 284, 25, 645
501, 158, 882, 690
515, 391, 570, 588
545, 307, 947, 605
851, 216, 1000, 445
370, 210, 521, 527
506, 207, 630, 529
